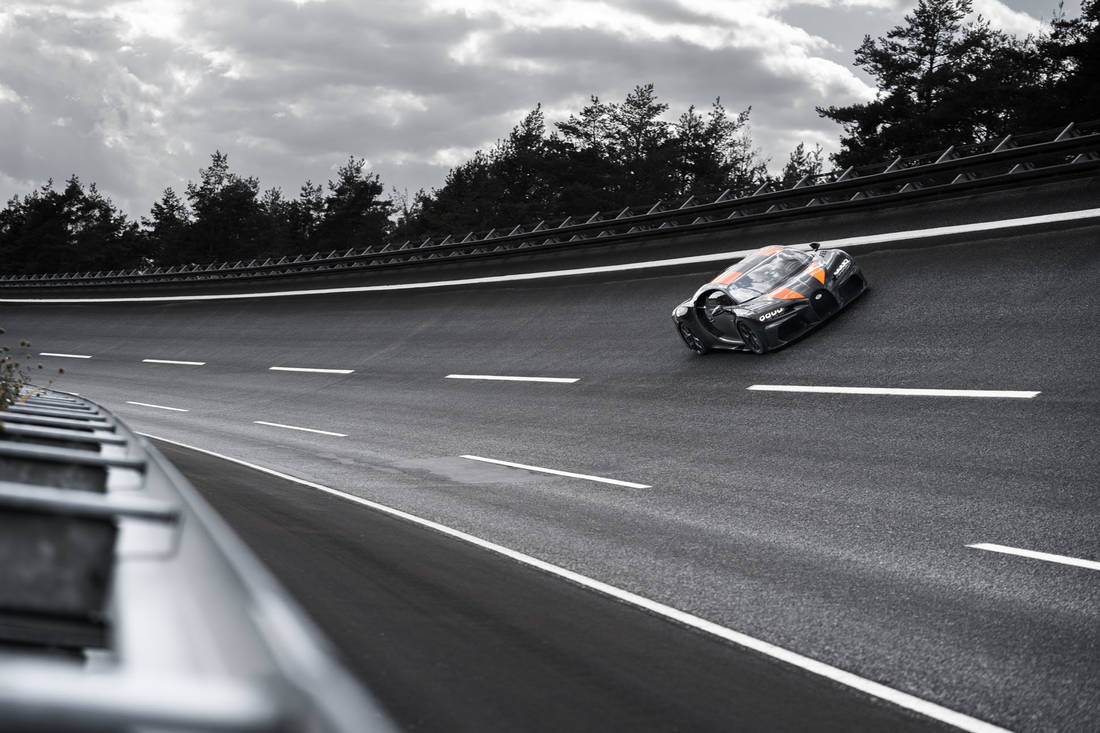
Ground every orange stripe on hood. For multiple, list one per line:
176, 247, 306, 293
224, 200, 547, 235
804, 264, 826, 284
767, 287, 805, 300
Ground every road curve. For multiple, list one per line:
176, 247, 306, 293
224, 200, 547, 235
5, 219, 1100, 731
155, 440, 949, 732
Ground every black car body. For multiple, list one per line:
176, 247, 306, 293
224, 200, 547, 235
672, 244, 867, 354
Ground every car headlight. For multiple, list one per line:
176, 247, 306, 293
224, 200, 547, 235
673, 305, 689, 319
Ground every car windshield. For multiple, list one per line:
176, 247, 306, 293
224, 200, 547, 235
730, 250, 809, 293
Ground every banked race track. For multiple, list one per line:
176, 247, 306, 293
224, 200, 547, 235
4, 185, 1100, 732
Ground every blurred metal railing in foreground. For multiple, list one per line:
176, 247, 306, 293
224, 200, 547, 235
2, 121, 1099, 289
0, 389, 396, 732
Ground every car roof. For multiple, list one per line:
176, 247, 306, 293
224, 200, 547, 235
708, 246, 804, 287
688, 246, 818, 305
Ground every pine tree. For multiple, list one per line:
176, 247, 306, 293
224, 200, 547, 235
142, 187, 191, 264
184, 151, 263, 263
288, 180, 324, 251
777, 143, 825, 188
818, 0, 1024, 165
312, 157, 392, 250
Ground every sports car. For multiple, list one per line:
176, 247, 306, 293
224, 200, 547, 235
672, 243, 867, 354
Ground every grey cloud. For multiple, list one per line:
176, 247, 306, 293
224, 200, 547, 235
0, 0, 876, 219
482, 25, 858, 151
0, 10, 186, 207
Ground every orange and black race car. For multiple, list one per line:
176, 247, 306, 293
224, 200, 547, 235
672, 243, 867, 354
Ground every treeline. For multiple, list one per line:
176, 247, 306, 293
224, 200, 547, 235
394, 90, 800, 242
0, 91, 805, 276
819, 0, 1099, 166
0, 154, 391, 275
0, 0, 1095, 276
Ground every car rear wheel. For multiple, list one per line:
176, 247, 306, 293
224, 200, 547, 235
677, 323, 710, 354
736, 321, 766, 354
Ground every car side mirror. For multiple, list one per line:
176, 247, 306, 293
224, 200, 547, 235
809, 242, 820, 251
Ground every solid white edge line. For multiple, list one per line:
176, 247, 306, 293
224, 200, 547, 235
269, 367, 355, 375
445, 374, 579, 384
125, 401, 189, 412
461, 454, 649, 488
5, 208, 1098, 303
136, 432, 1009, 733
253, 420, 347, 437
39, 352, 93, 359
747, 385, 1040, 399
967, 543, 1100, 572
142, 358, 207, 366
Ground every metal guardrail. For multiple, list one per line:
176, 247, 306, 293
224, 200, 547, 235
2, 121, 1098, 289
0, 389, 396, 732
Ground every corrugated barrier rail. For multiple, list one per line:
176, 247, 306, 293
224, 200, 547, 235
2, 121, 1098, 289
0, 388, 396, 732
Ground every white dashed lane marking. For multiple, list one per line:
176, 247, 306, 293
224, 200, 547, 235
253, 420, 347, 437
126, 401, 189, 412
446, 374, 579, 384
143, 358, 206, 366
461, 455, 650, 489
747, 385, 1039, 399
269, 366, 355, 375
968, 543, 1100, 572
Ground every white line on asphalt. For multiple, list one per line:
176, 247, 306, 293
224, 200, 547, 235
6, 208, 1098, 303
747, 385, 1040, 399
253, 420, 347, 437
461, 455, 651, 489
967, 543, 1100, 572
269, 366, 355, 375
143, 358, 207, 366
137, 432, 1009, 733
39, 352, 92, 359
446, 374, 579, 384
126, 401, 189, 412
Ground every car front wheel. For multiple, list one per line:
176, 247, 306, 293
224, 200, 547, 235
677, 322, 710, 354
736, 321, 766, 354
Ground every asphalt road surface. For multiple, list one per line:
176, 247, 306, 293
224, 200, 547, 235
155, 440, 947, 732
4, 218, 1099, 731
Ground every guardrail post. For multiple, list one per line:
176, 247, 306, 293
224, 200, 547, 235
1054, 122, 1078, 141
934, 145, 959, 164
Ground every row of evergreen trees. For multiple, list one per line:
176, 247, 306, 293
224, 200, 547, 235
1, 0, 1096, 276
820, 0, 1099, 164
393, 92, 808, 243
0, 92, 816, 275
0, 155, 391, 275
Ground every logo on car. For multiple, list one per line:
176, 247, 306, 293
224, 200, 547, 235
759, 308, 785, 322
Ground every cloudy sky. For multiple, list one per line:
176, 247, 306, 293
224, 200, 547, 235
0, 0, 1072, 219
